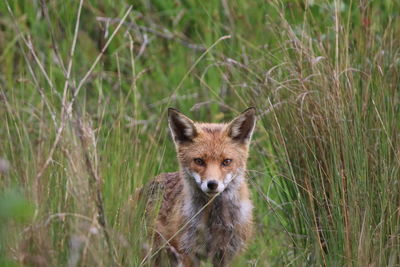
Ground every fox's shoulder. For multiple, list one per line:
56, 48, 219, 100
145, 172, 184, 224
152, 171, 181, 188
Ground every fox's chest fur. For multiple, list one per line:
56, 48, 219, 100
153, 171, 253, 265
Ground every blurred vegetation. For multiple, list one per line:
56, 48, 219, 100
0, 0, 399, 266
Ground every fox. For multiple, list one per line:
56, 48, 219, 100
148, 107, 256, 267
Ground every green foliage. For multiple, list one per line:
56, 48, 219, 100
0, 189, 35, 223
0, 189, 34, 266
0, 0, 399, 266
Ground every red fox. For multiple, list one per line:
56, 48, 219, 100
149, 107, 256, 266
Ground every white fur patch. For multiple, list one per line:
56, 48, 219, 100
216, 182, 225, 192
247, 120, 256, 140
239, 200, 253, 223
200, 182, 209, 193
223, 173, 234, 186
177, 116, 193, 137
191, 171, 201, 185
223, 172, 245, 201
182, 195, 194, 217
230, 116, 246, 138
184, 168, 202, 186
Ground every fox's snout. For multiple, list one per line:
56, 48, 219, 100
202, 179, 222, 195
201, 178, 222, 195
206, 180, 218, 190
188, 170, 235, 195
200, 175, 225, 195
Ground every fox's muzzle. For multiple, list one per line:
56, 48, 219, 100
185, 169, 239, 196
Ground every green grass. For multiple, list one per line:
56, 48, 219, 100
0, 0, 399, 266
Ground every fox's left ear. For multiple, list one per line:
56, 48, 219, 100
226, 107, 256, 144
168, 108, 197, 144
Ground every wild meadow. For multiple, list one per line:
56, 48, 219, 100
0, 0, 399, 266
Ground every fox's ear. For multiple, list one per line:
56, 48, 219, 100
168, 108, 197, 143
226, 107, 256, 143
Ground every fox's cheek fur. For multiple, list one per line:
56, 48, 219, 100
223, 172, 234, 186
188, 170, 201, 186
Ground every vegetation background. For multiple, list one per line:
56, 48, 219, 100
0, 0, 399, 266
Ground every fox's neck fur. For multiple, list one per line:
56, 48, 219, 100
180, 169, 252, 260
182, 168, 246, 217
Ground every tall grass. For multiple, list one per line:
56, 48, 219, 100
0, 0, 399, 266
254, 2, 400, 265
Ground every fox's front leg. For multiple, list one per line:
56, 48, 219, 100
179, 224, 201, 267
180, 253, 201, 267
211, 249, 231, 267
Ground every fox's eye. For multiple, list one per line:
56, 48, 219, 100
194, 158, 206, 166
222, 159, 232, 166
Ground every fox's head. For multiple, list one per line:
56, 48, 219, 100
168, 107, 256, 196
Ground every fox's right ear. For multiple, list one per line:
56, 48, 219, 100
226, 107, 256, 144
168, 108, 197, 143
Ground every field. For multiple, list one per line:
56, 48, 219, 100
0, 0, 399, 266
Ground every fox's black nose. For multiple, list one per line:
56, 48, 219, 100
207, 180, 218, 190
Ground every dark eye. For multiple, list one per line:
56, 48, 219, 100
222, 159, 232, 166
194, 158, 205, 166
